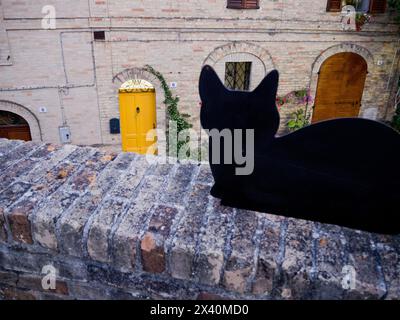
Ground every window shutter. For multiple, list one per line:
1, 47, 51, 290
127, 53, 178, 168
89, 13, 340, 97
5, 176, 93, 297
227, 0, 259, 9
243, 0, 259, 9
326, 0, 342, 12
369, 0, 387, 13
227, 0, 244, 9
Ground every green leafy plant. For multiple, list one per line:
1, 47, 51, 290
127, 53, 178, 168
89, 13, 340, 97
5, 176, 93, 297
391, 77, 400, 132
276, 89, 313, 109
287, 108, 310, 132
144, 65, 192, 154
355, 12, 371, 30
391, 104, 400, 132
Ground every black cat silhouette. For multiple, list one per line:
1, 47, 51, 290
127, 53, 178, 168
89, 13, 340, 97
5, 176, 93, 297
199, 65, 400, 235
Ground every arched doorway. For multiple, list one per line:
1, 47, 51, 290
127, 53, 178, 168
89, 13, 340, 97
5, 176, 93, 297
119, 79, 157, 154
0, 110, 32, 141
312, 52, 368, 123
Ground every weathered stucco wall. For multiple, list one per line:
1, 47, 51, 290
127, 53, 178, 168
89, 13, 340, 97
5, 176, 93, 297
0, 0, 399, 147
0, 138, 399, 300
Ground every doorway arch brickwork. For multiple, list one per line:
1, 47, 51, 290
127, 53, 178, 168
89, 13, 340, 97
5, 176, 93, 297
0, 100, 42, 141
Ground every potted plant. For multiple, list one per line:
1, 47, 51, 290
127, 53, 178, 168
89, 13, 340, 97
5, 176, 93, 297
287, 108, 311, 132
355, 12, 371, 31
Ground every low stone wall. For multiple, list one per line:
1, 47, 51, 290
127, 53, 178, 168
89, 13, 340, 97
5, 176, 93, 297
0, 138, 399, 300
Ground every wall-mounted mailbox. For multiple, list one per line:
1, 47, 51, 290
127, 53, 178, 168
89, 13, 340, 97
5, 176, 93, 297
110, 118, 120, 134
59, 126, 71, 144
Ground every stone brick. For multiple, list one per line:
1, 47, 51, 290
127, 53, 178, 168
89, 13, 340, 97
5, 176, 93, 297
252, 216, 281, 296
0, 208, 7, 242
112, 175, 168, 272
0, 139, 23, 158
169, 183, 211, 280
150, 162, 175, 177
374, 235, 400, 300
141, 205, 178, 273
32, 192, 81, 249
87, 156, 151, 262
313, 224, 348, 299
223, 210, 259, 294
195, 164, 214, 185
106, 155, 150, 198
0, 269, 18, 286
0, 248, 48, 274
0, 142, 43, 172
161, 164, 198, 206
0, 144, 56, 186
197, 292, 230, 300
8, 210, 33, 244
193, 198, 233, 285
87, 198, 126, 262
18, 275, 69, 295
342, 229, 386, 299
22, 144, 77, 184
57, 152, 129, 256
0, 182, 32, 209
280, 219, 314, 299
7, 147, 96, 244
0, 286, 39, 300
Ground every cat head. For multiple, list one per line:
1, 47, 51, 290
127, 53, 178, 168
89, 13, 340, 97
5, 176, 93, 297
199, 65, 280, 138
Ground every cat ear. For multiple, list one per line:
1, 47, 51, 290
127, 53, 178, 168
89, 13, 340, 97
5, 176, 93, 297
199, 65, 226, 102
253, 70, 279, 101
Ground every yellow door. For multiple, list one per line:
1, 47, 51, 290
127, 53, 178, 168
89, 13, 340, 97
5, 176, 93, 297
119, 89, 157, 154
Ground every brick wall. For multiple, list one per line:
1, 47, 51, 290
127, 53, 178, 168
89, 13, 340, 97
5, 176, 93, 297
0, 0, 399, 147
0, 138, 399, 300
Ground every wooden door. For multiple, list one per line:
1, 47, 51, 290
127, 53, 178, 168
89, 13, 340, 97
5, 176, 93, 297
0, 125, 32, 141
119, 91, 157, 154
312, 52, 367, 123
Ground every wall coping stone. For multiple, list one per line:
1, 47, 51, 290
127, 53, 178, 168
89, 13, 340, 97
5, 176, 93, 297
0, 138, 399, 300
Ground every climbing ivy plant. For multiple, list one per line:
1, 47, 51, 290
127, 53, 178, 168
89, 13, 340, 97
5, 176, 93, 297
144, 65, 192, 154
391, 76, 400, 132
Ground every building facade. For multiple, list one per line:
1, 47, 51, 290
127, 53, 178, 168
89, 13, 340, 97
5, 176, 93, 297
0, 0, 399, 149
